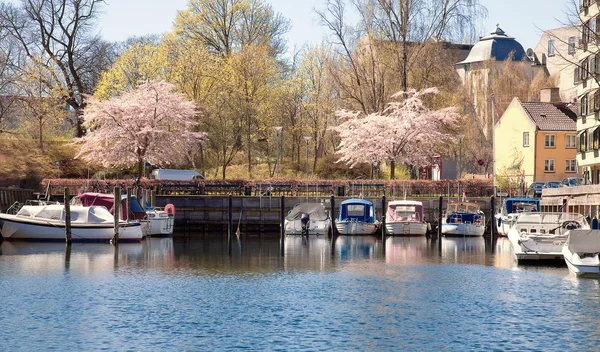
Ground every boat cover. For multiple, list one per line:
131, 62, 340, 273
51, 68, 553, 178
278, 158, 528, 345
73, 192, 146, 220
16, 205, 114, 224
387, 201, 424, 222
567, 230, 600, 253
286, 203, 329, 221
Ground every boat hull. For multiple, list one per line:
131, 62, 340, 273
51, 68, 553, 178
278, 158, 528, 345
146, 210, 174, 236
335, 221, 377, 235
563, 248, 600, 277
385, 222, 428, 236
441, 223, 485, 237
0, 216, 143, 242
507, 231, 566, 261
284, 219, 331, 235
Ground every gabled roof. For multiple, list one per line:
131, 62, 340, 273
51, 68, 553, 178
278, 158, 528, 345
519, 101, 577, 131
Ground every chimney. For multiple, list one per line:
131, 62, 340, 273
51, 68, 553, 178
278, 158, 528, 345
540, 87, 561, 103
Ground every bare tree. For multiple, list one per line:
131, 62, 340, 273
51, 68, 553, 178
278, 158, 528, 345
0, 0, 105, 137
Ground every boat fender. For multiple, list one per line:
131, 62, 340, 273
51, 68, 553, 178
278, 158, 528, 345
165, 204, 176, 216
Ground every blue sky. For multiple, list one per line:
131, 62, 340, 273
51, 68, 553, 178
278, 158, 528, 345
99, 0, 575, 52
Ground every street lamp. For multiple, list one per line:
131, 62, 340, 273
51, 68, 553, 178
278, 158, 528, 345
273, 126, 282, 177
457, 134, 465, 200
304, 136, 311, 201
55, 160, 60, 179
303, 136, 311, 179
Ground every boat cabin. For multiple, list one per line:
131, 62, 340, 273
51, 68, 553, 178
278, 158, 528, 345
387, 200, 424, 223
338, 199, 375, 223
501, 198, 540, 216
445, 201, 481, 215
73, 192, 147, 221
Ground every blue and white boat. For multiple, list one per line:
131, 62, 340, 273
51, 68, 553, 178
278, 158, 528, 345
495, 197, 540, 236
335, 198, 379, 235
441, 201, 485, 237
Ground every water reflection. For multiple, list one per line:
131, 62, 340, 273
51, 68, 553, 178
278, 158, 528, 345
334, 235, 383, 262
0, 234, 557, 274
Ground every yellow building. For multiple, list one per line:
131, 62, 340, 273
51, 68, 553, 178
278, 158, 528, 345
495, 89, 578, 186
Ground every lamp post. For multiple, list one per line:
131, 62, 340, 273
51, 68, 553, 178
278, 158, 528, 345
303, 136, 311, 179
304, 136, 311, 201
274, 126, 282, 177
55, 160, 60, 179
457, 134, 464, 200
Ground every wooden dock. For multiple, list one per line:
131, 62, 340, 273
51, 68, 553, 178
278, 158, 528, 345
153, 194, 495, 236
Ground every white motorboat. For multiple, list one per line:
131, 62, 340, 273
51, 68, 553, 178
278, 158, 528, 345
73, 193, 174, 237
335, 198, 379, 235
507, 212, 589, 262
441, 201, 485, 237
494, 197, 540, 236
385, 200, 429, 236
0, 204, 143, 242
562, 230, 600, 277
284, 202, 331, 236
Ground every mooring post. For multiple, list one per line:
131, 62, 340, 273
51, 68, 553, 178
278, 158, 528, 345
438, 196, 443, 250
113, 186, 121, 244
381, 195, 387, 242
126, 188, 131, 222
330, 195, 337, 239
64, 187, 72, 244
280, 195, 285, 256
150, 190, 156, 209
228, 194, 233, 255
490, 196, 496, 242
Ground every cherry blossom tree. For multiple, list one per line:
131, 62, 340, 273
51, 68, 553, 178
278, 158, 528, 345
75, 81, 206, 179
330, 87, 460, 179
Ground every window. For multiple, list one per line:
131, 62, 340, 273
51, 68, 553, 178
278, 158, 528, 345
548, 40, 555, 56
581, 93, 589, 116
544, 134, 556, 148
523, 132, 530, 147
580, 130, 588, 152
566, 134, 577, 148
569, 36, 576, 55
566, 159, 577, 173
544, 159, 555, 172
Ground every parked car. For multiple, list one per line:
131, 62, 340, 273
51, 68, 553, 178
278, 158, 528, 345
561, 177, 588, 187
546, 180, 562, 189
527, 182, 546, 198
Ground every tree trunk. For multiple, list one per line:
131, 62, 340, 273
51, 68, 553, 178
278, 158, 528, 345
390, 160, 395, 180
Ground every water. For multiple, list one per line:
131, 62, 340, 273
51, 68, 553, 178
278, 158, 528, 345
1, 235, 600, 351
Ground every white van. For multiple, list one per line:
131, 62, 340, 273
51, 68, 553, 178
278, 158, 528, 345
150, 169, 204, 181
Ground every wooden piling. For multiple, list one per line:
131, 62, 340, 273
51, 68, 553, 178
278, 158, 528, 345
64, 187, 72, 244
113, 186, 120, 243
490, 196, 495, 241
381, 195, 387, 242
228, 194, 232, 255
280, 195, 285, 256
438, 196, 443, 250
126, 188, 131, 222
330, 195, 337, 239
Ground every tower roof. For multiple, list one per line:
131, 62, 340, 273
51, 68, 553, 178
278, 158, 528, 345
457, 25, 526, 65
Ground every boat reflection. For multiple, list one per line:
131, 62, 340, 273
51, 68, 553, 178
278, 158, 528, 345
385, 236, 436, 265
334, 235, 384, 262
284, 235, 334, 271
493, 237, 517, 269
0, 241, 144, 274
441, 236, 487, 265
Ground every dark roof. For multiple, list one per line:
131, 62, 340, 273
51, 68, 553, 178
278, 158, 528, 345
457, 26, 526, 65
520, 101, 577, 131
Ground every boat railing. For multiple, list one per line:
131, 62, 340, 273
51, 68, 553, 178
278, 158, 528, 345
6, 201, 22, 215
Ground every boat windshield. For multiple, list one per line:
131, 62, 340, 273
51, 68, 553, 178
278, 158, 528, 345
347, 205, 365, 217
511, 203, 538, 213
396, 210, 420, 222
516, 212, 588, 226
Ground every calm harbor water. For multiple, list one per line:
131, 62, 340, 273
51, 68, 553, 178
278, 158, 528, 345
1, 235, 600, 351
